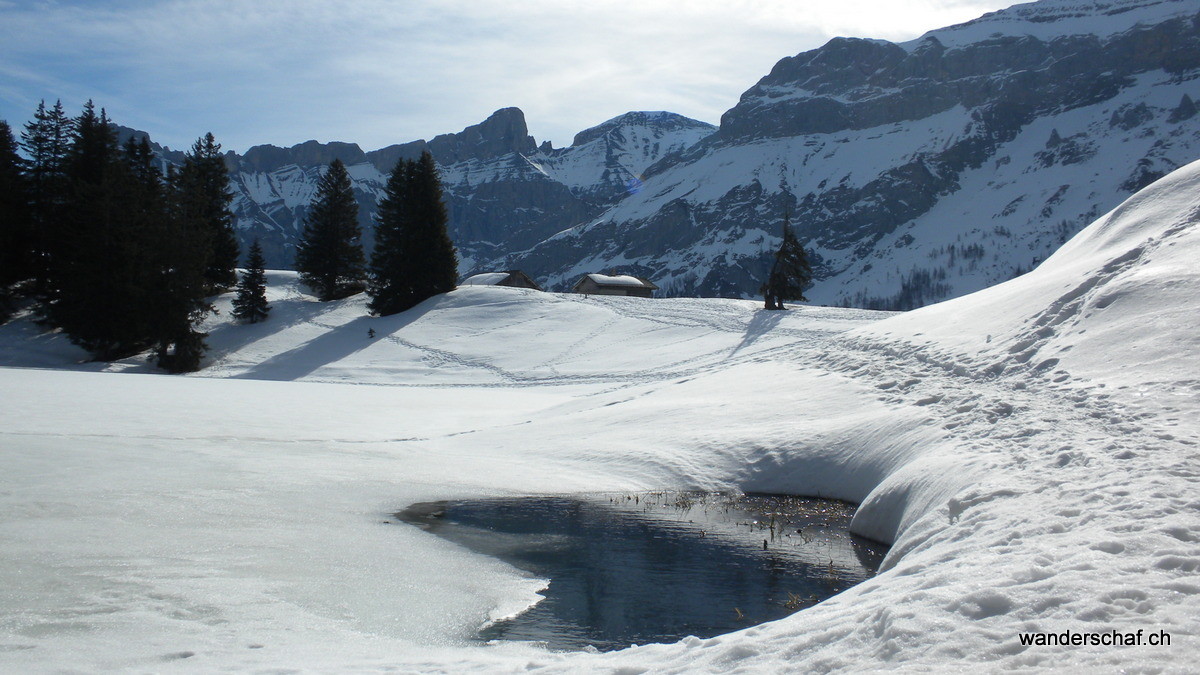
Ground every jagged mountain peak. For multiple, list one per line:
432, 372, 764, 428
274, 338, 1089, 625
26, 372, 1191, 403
365, 107, 537, 173
426, 106, 537, 164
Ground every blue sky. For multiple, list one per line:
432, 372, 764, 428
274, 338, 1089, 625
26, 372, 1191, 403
0, 0, 1012, 154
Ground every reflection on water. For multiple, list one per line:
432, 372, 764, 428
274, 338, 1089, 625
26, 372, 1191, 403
396, 492, 887, 652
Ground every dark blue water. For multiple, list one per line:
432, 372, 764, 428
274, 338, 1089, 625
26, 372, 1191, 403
396, 492, 886, 652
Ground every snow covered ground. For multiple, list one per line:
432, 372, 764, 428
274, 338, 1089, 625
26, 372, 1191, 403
2, 161, 1198, 671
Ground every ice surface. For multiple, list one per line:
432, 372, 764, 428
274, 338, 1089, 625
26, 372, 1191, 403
2, 161, 1199, 670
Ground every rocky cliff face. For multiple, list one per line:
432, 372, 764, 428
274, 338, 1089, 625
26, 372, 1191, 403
506, 0, 1200, 306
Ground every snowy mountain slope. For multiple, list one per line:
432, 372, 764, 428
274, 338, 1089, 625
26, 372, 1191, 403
509, 0, 1200, 304
530, 111, 715, 201
204, 108, 715, 273
227, 160, 390, 266
2, 159, 1198, 671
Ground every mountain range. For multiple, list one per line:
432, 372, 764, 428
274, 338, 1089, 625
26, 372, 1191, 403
132, 0, 1200, 308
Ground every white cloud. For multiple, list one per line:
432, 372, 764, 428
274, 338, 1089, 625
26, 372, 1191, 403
0, 0, 1014, 153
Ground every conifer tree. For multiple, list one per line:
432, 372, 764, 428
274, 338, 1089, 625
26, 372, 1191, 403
368, 157, 417, 315
20, 100, 73, 296
367, 151, 457, 315
44, 101, 150, 358
410, 151, 458, 301
173, 132, 238, 291
0, 122, 31, 273
295, 159, 365, 301
20, 100, 72, 222
142, 136, 212, 373
34, 103, 212, 370
0, 120, 32, 321
233, 239, 271, 323
20, 100, 72, 183
761, 214, 812, 310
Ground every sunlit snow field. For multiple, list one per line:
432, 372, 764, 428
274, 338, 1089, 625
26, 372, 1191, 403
2, 162, 1199, 671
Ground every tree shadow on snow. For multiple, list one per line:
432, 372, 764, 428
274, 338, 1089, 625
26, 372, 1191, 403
204, 296, 350, 363
231, 297, 443, 382
730, 308, 789, 357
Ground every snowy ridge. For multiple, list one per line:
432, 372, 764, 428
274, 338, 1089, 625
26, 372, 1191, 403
1, 160, 1198, 670
916, 0, 1198, 50
533, 111, 715, 194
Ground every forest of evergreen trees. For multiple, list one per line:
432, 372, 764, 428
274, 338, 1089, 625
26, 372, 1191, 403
0, 100, 458, 372
0, 101, 238, 371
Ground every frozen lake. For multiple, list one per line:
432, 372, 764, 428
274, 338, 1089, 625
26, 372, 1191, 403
397, 492, 887, 651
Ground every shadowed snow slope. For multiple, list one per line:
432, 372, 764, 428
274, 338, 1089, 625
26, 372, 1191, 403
1, 162, 1198, 671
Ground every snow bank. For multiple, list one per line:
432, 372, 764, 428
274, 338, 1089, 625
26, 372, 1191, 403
824, 157, 1200, 551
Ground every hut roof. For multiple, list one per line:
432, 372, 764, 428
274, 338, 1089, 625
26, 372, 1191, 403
581, 274, 658, 290
462, 272, 510, 286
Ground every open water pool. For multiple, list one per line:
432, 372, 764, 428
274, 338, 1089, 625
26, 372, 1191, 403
396, 492, 887, 652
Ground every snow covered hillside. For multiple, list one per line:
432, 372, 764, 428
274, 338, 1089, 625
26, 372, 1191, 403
2, 160, 1198, 671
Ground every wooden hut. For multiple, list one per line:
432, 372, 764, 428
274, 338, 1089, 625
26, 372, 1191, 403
572, 273, 658, 298
461, 270, 543, 291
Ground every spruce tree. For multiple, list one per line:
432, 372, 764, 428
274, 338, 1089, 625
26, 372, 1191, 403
20, 100, 72, 227
20, 100, 73, 297
44, 101, 151, 359
761, 214, 812, 310
233, 239, 271, 323
367, 151, 457, 315
34, 103, 212, 369
174, 132, 238, 291
295, 159, 365, 301
143, 136, 212, 373
410, 151, 458, 302
0, 123, 32, 276
368, 158, 417, 315
0, 120, 32, 321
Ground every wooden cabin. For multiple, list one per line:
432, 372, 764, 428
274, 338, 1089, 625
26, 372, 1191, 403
461, 270, 543, 291
572, 273, 658, 298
